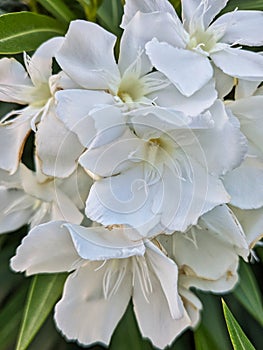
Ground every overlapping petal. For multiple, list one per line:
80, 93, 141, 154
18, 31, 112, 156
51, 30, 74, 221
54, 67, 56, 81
56, 20, 120, 90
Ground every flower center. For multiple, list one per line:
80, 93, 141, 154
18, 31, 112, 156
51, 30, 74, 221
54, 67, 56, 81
187, 28, 217, 53
117, 74, 145, 103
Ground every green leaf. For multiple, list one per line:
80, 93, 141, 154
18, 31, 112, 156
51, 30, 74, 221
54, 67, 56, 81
169, 0, 181, 13
111, 303, 152, 350
194, 323, 223, 350
0, 12, 66, 54
194, 293, 231, 350
97, 0, 123, 36
222, 299, 256, 350
36, 0, 77, 24
15, 273, 67, 350
222, 0, 263, 12
0, 284, 28, 350
233, 260, 263, 327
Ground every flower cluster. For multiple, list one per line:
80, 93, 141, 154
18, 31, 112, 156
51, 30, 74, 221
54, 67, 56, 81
0, 0, 263, 348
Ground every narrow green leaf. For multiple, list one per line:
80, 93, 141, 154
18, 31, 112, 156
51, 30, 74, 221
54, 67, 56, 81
233, 260, 263, 326
0, 12, 66, 54
0, 284, 28, 350
222, 299, 256, 350
36, 0, 77, 24
15, 273, 67, 350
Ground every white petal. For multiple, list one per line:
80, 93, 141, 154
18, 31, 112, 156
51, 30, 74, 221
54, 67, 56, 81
121, 0, 177, 28
235, 79, 260, 99
36, 106, 84, 178
212, 11, 263, 46
179, 287, 202, 328
211, 47, 263, 81
85, 164, 163, 237
223, 156, 263, 209
184, 100, 247, 176
56, 20, 120, 89
159, 162, 230, 232
145, 241, 184, 319
119, 11, 185, 76
0, 58, 34, 104
58, 166, 92, 210
55, 89, 115, 147
227, 95, 263, 154
213, 65, 234, 99
10, 221, 80, 274
64, 224, 145, 260
0, 110, 32, 173
146, 39, 213, 96
0, 188, 34, 233
79, 128, 145, 177
133, 257, 190, 349
130, 106, 213, 138
54, 262, 131, 346
182, 0, 228, 29
231, 206, 263, 248
27, 37, 64, 86
51, 188, 84, 224
19, 163, 54, 202
148, 78, 217, 116
179, 261, 239, 293
171, 227, 239, 281
199, 204, 248, 259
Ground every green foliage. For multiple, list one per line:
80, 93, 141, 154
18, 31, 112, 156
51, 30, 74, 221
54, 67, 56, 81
0, 12, 66, 54
0, 1, 262, 349
0, 284, 28, 350
223, 0, 263, 12
222, 299, 256, 350
36, 0, 77, 24
97, 0, 123, 36
233, 259, 263, 326
16, 273, 67, 350
194, 293, 231, 350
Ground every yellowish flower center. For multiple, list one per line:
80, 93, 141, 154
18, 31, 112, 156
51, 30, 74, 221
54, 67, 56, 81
117, 74, 145, 103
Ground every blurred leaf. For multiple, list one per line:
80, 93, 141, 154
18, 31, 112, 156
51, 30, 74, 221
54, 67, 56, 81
194, 323, 222, 350
223, 0, 263, 12
0, 0, 29, 13
97, 0, 123, 36
16, 273, 67, 350
77, 0, 103, 21
169, 0, 181, 13
0, 284, 28, 350
36, 0, 77, 24
222, 299, 256, 350
110, 303, 152, 350
233, 260, 263, 327
0, 12, 66, 54
194, 293, 231, 350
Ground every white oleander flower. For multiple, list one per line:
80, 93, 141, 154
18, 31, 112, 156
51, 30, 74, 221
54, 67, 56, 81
0, 37, 84, 177
0, 160, 91, 233
158, 204, 249, 327
121, 0, 263, 97
11, 222, 193, 349
82, 100, 247, 237
53, 17, 218, 152
219, 81, 263, 250
230, 206, 263, 250
223, 82, 263, 210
